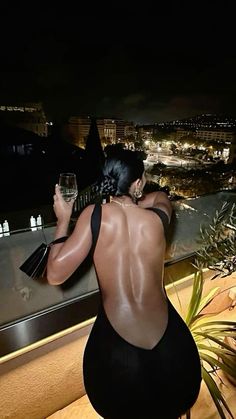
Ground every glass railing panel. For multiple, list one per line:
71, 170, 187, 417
166, 190, 236, 261
0, 225, 98, 328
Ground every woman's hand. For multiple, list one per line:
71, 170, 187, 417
53, 184, 75, 223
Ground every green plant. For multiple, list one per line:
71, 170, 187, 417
185, 269, 236, 418
183, 201, 236, 417
195, 201, 236, 279
170, 201, 236, 417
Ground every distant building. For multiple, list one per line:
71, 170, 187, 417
195, 129, 235, 143
68, 116, 91, 148
68, 116, 135, 148
228, 136, 236, 164
97, 118, 116, 146
124, 121, 136, 139
0, 102, 48, 137
174, 128, 194, 141
136, 125, 155, 142
177, 129, 235, 162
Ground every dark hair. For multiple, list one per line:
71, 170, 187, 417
99, 149, 144, 196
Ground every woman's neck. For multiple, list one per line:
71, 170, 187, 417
110, 196, 137, 207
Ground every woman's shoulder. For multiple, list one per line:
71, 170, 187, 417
138, 192, 172, 221
78, 203, 97, 221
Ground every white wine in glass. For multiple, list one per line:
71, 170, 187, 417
59, 173, 78, 202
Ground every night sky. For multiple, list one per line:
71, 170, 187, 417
1, 3, 235, 124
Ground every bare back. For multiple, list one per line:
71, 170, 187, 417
93, 202, 169, 349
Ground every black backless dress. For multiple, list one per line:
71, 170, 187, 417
83, 204, 202, 419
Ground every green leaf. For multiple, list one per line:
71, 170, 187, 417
195, 332, 236, 355
201, 366, 234, 419
190, 319, 236, 333
188, 314, 214, 331
199, 352, 236, 379
198, 287, 221, 313
199, 351, 219, 371
193, 320, 236, 328
185, 270, 203, 326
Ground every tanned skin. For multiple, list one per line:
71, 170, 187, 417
47, 179, 172, 350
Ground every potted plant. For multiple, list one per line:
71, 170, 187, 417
179, 201, 236, 418
184, 269, 236, 418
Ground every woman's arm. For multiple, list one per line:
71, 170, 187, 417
46, 185, 94, 285
138, 191, 172, 221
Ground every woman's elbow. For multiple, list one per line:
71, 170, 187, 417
46, 271, 64, 285
46, 262, 66, 285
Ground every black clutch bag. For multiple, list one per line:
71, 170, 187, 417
19, 236, 68, 279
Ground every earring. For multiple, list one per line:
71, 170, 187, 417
133, 188, 143, 199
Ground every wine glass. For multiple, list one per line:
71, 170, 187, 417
59, 173, 78, 202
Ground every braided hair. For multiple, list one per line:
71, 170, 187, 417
98, 149, 144, 197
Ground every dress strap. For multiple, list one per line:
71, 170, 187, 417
90, 203, 102, 254
146, 207, 169, 238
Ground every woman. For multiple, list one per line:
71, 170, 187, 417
47, 149, 201, 419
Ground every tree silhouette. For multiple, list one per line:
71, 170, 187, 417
82, 117, 105, 186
